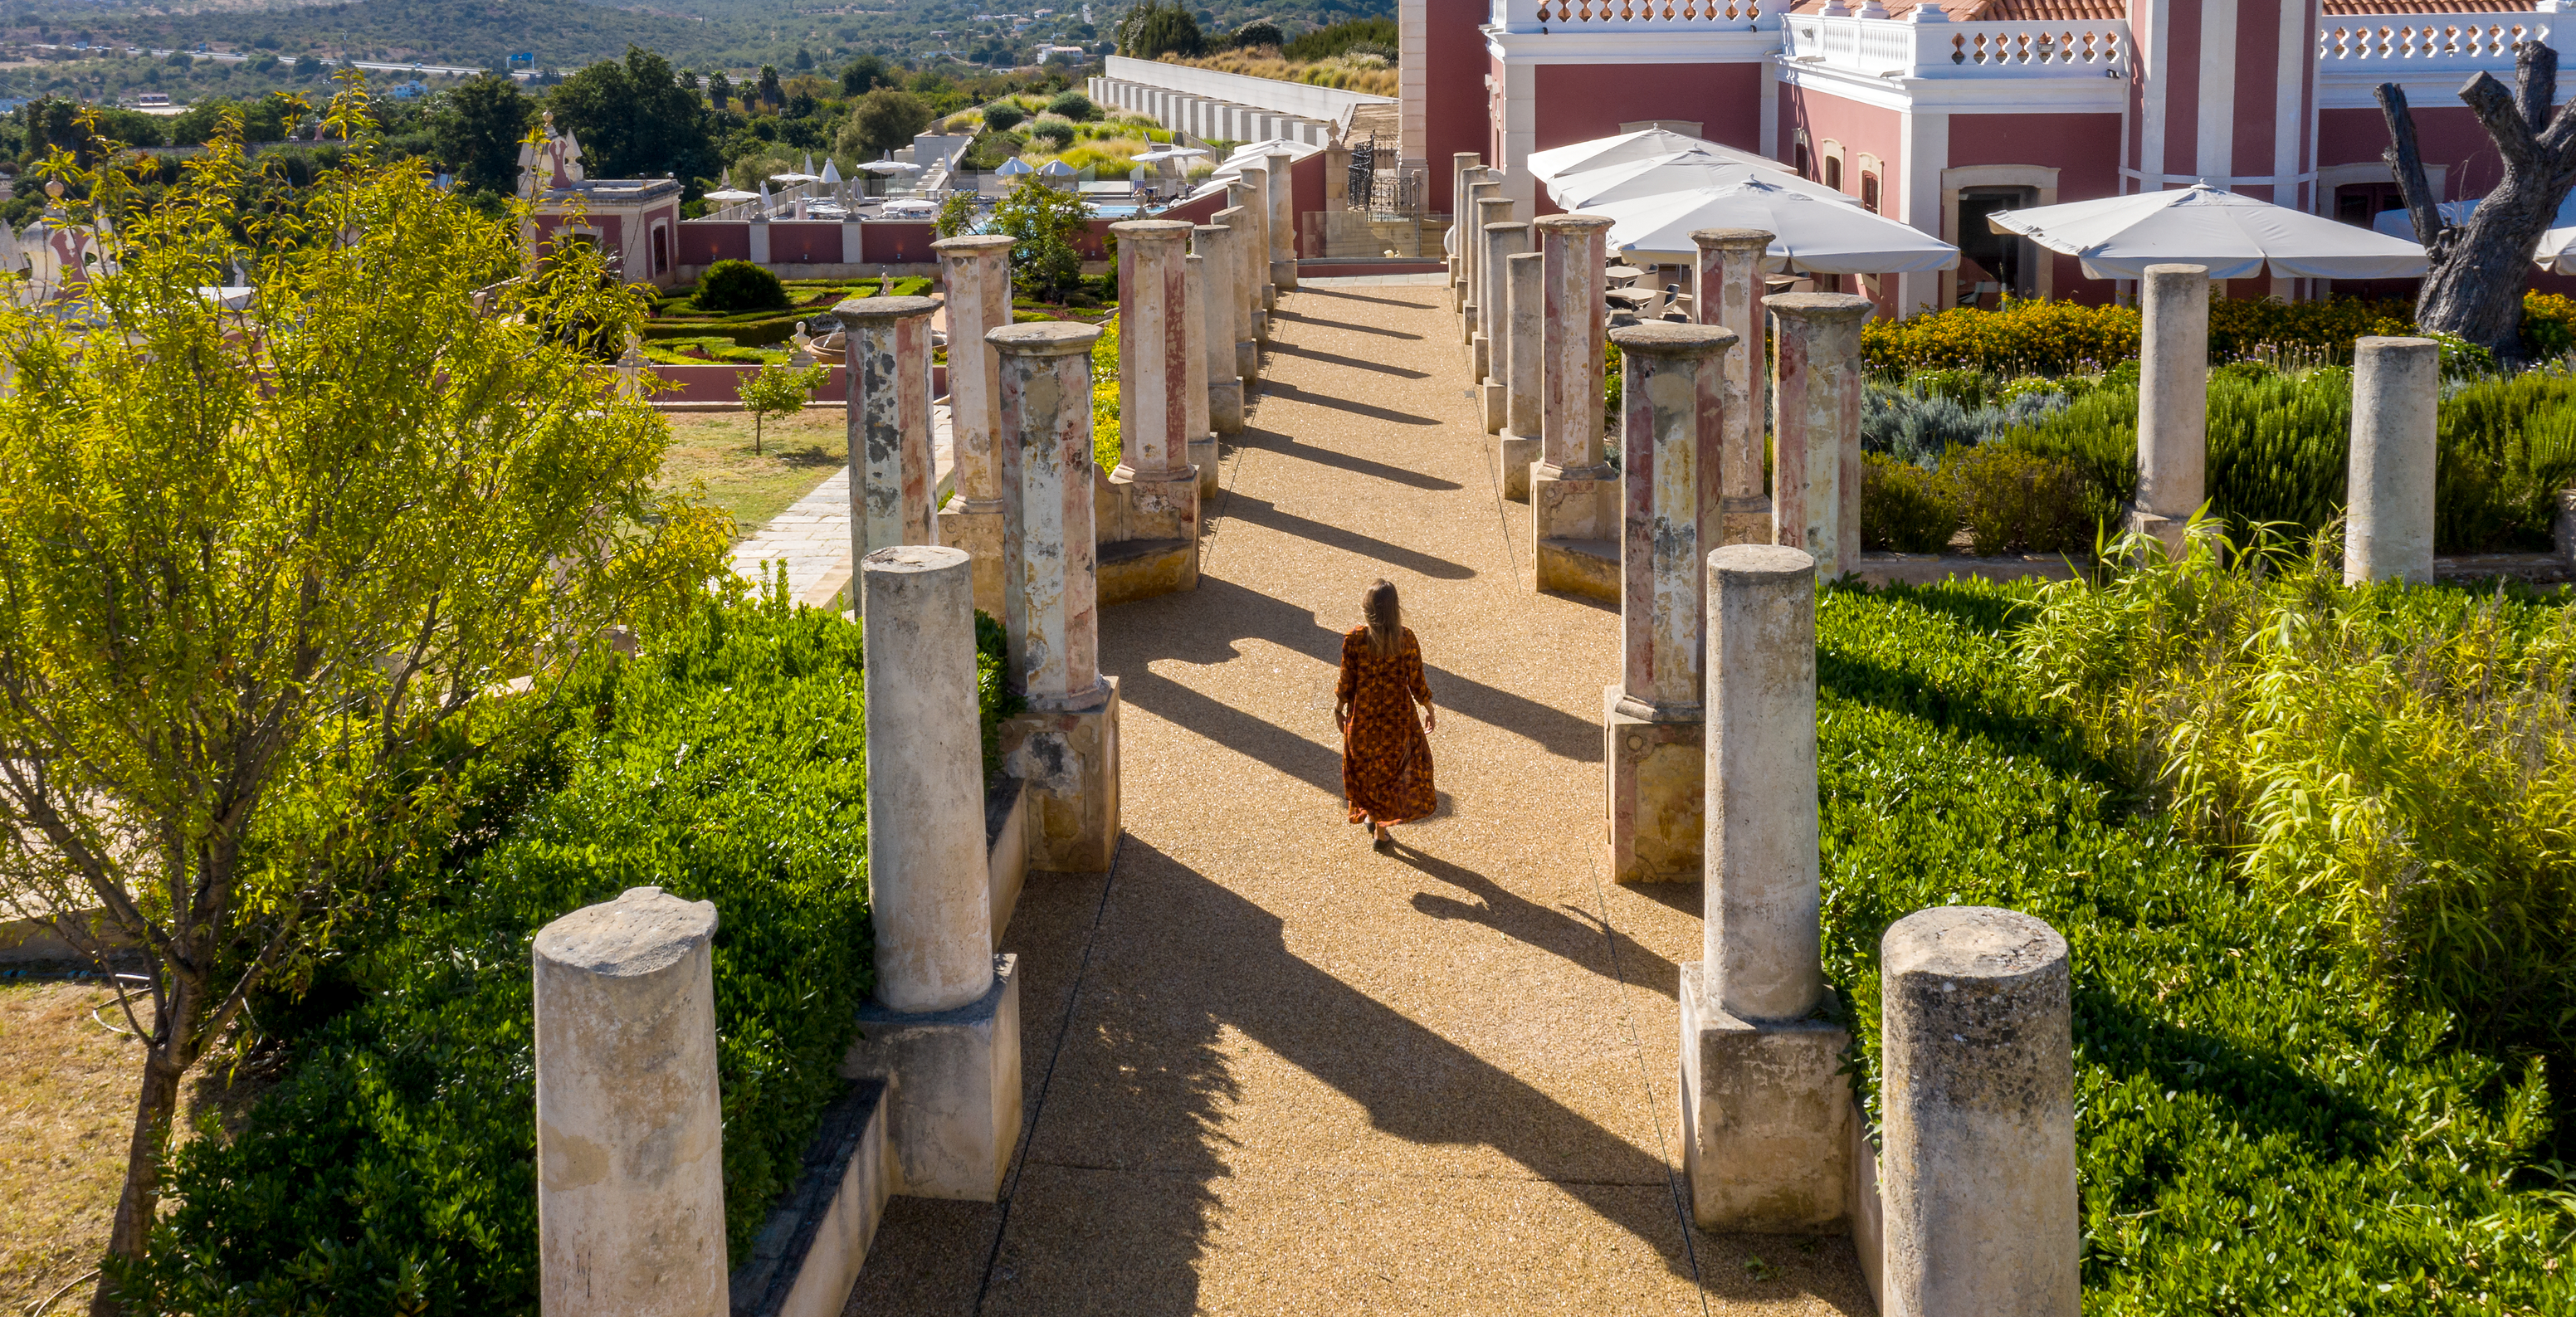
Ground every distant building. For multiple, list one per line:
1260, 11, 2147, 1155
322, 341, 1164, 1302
519, 112, 685, 287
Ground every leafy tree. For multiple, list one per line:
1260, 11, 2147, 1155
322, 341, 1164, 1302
756, 63, 784, 110
983, 100, 1027, 132
989, 173, 1090, 300
2379, 45, 2576, 355
1231, 18, 1284, 48
1044, 90, 1095, 121
837, 87, 933, 160
934, 189, 981, 237
0, 97, 729, 1313
1115, 0, 1206, 59
707, 70, 734, 111
737, 361, 830, 454
793, 46, 814, 71
546, 45, 716, 183
842, 53, 895, 95
430, 73, 533, 193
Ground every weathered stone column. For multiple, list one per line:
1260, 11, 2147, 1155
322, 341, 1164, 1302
1266, 147, 1299, 293
934, 234, 1016, 617
535, 885, 727, 1317
1500, 250, 1544, 500
990, 320, 1122, 872
1471, 200, 1516, 400
1194, 222, 1244, 450
1448, 151, 1482, 309
1107, 219, 1202, 596
1213, 202, 1261, 378
2345, 335, 2441, 585
1237, 163, 1276, 314
1530, 212, 1620, 599
1605, 322, 1735, 885
1459, 174, 1501, 346
1693, 227, 1773, 545
1881, 906, 2078, 1317
843, 544, 1022, 1202
839, 293, 944, 610
1183, 251, 1217, 499
1680, 543, 1851, 1232
1767, 293, 1873, 580
1478, 220, 1529, 434
2132, 262, 2209, 554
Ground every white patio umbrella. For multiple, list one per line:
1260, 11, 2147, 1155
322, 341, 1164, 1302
996, 157, 1036, 176
758, 180, 774, 210
1527, 128, 1776, 190
1591, 178, 1959, 274
801, 152, 816, 176
1549, 148, 1839, 212
2371, 193, 2576, 272
1132, 146, 1206, 162
769, 169, 822, 183
1037, 159, 1077, 177
819, 159, 844, 184
702, 187, 759, 202
860, 159, 924, 174
1991, 183, 2427, 280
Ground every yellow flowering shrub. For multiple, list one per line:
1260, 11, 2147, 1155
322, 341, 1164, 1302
1861, 297, 2141, 376
1090, 319, 1121, 472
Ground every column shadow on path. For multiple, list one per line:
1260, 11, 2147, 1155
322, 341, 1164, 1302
1290, 286, 1439, 310
1258, 431, 1461, 490
1261, 339, 1436, 381
1266, 309, 1423, 339
1390, 841, 1682, 1001
1251, 380, 1442, 427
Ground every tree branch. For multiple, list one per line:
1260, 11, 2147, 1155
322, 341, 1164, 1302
2461, 69, 2544, 171
2517, 39, 2558, 138
2377, 82, 2452, 251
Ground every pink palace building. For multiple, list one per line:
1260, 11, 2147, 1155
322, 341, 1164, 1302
1399, 0, 2574, 314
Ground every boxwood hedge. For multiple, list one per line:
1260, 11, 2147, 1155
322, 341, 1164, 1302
1817, 582, 2574, 1315
120, 582, 1018, 1316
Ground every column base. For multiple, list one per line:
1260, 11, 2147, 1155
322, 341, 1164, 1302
1188, 435, 1220, 499
1459, 305, 1476, 346
1211, 380, 1244, 436
1261, 283, 1276, 312
1269, 257, 1297, 293
1604, 686, 1702, 884
1498, 432, 1539, 501
1481, 379, 1507, 435
2122, 507, 2188, 559
842, 954, 1022, 1202
1718, 495, 1772, 549
1679, 968, 1853, 1232
1003, 677, 1121, 872
935, 500, 1007, 620
1532, 464, 1618, 599
1235, 338, 1258, 384
1252, 309, 1270, 343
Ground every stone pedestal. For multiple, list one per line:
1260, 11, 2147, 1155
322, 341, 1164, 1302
1214, 202, 1261, 381
839, 293, 944, 610
1500, 250, 1544, 501
1183, 251, 1220, 500
1471, 198, 1515, 389
1238, 164, 1276, 312
844, 954, 1022, 1202
934, 235, 1016, 617
534, 886, 728, 1317
1681, 544, 1851, 1231
1108, 219, 1201, 593
1531, 212, 1618, 598
1195, 222, 1244, 454
1693, 227, 1774, 545
1767, 295, 1873, 580
1448, 152, 1483, 310
1881, 906, 2077, 1317
991, 319, 1121, 872
2345, 335, 2439, 585
1266, 148, 1299, 293
2130, 262, 2208, 555
1605, 321, 1734, 883
1459, 176, 1501, 346
1477, 211, 1523, 432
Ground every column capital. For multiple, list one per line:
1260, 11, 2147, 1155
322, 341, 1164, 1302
933, 233, 1016, 259
1691, 227, 1773, 255
835, 293, 944, 322
1610, 320, 1738, 359
988, 320, 1101, 356
1110, 218, 1195, 243
1534, 212, 1616, 236
1764, 291, 1874, 324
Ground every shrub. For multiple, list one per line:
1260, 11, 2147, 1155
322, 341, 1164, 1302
989, 174, 1090, 302
1043, 90, 1096, 121
1816, 583, 2576, 1313
1940, 444, 2093, 554
2523, 290, 2576, 359
695, 258, 788, 313
1228, 18, 1284, 48
1090, 317, 1121, 472
1860, 451, 1959, 552
1861, 377, 2071, 467
1027, 116, 1076, 149
1284, 16, 1399, 61
1863, 296, 2142, 377
1115, 0, 1205, 58
982, 101, 1027, 133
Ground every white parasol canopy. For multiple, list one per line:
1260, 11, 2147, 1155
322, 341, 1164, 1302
1527, 128, 1776, 189
1992, 183, 2428, 280
1589, 178, 1959, 273
770, 170, 822, 183
819, 159, 843, 184
703, 188, 759, 202
1037, 159, 1077, 177
1549, 148, 1837, 212
1132, 146, 1206, 162
996, 157, 1036, 176
860, 158, 924, 173
2370, 193, 2576, 272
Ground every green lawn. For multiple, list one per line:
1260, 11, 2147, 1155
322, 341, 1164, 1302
657, 408, 847, 539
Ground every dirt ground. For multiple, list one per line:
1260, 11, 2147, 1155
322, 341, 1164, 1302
0, 981, 142, 1314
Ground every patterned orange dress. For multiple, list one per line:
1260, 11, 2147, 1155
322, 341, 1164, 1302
1337, 625, 1437, 825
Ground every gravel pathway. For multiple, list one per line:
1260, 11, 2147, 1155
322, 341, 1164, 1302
846, 285, 1871, 1316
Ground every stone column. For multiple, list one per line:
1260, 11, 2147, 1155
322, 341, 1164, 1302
1459, 174, 1501, 346
1447, 153, 1482, 309
1881, 906, 2078, 1317
990, 320, 1122, 873
1213, 202, 1261, 378
1605, 322, 1735, 885
1767, 293, 1873, 580
1693, 227, 1773, 545
1471, 199, 1516, 399
2345, 335, 2441, 585
1194, 222, 1244, 448
2132, 262, 2210, 554
844, 545, 1023, 1202
1237, 164, 1276, 314
1107, 219, 1201, 591
1500, 250, 1544, 501
1183, 251, 1217, 498
934, 235, 1016, 617
534, 885, 727, 1317
1530, 212, 1619, 600
839, 293, 944, 610
1680, 543, 1851, 1232
1266, 147, 1299, 293
1479, 220, 1529, 435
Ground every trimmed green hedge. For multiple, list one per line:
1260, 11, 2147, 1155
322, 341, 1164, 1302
1817, 583, 2575, 1314
124, 583, 1019, 1315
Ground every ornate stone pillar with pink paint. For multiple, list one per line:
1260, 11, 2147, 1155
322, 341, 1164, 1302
990, 319, 1121, 873
1236, 164, 1276, 314
1530, 212, 1619, 600
838, 293, 943, 610
1266, 147, 1299, 293
933, 233, 1016, 616
1766, 293, 1874, 580
1183, 251, 1217, 498
1604, 320, 1735, 885
1193, 222, 1243, 446
1692, 227, 1773, 546
1107, 219, 1201, 596
1212, 203, 1260, 382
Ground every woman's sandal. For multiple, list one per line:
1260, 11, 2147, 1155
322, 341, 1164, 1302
1373, 826, 1394, 851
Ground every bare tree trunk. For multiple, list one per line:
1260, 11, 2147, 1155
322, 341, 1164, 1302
2380, 43, 2576, 358
90, 1046, 185, 1317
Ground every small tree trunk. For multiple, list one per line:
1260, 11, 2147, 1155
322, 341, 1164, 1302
90, 1043, 187, 1317
755, 412, 764, 456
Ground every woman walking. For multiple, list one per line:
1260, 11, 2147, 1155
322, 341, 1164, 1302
1335, 578, 1437, 850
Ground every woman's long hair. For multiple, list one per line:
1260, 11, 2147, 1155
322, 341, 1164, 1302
1362, 578, 1403, 660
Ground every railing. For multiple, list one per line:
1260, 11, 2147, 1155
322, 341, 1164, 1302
2316, 14, 2549, 72
1783, 12, 2127, 78
1500, 0, 1764, 30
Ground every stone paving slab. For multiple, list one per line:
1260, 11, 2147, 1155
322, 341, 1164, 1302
846, 286, 1870, 1315
726, 402, 954, 607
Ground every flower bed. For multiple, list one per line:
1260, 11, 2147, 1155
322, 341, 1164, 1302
1857, 292, 2576, 376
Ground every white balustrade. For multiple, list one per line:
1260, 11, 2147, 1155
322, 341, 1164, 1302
2317, 16, 2549, 72
1783, 13, 2128, 79
1500, 0, 1765, 29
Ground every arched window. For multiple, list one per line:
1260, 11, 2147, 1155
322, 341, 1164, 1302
1793, 129, 1812, 180
1861, 172, 1881, 214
